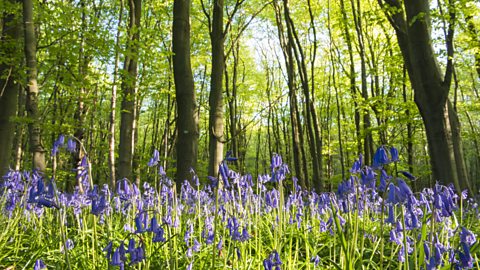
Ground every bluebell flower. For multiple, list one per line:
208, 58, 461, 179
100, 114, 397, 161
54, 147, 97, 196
263, 250, 282, 270
311, 255, 321, 267
400, 171, 416, 181
34, 259, 46, 270
147, 149, 160, 167
193, 238, 200, 252
460, 227, 476, 246
458, 242, 473, 268
91, 195, 107, 216
219, 162, 230, 188
373, 146, 390, 169
217, 237, 223, 251
397, 179, 413, 202
152, 226, 166, 243
387, 183, 398, 204
51, 134, 64, 156
128, 238, 136, 252
111, 247, 123, 267
350, 159, 362, 174
225, 150, 238, 162
385, 204, 395, 224
62, 239, 74, 252
271, 154, 282, 170
390, 146, 399, 162
135, 212, 148, 234
103, 241, 113, 260
379, 169, 389, 192
66, 138, 76, 153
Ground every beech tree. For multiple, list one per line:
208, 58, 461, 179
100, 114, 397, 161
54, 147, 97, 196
173, 0, 198, 186
0, 0, 20, 176
23, 0, 45, 172
118, 0, 142, 181
379, 0, 473, 192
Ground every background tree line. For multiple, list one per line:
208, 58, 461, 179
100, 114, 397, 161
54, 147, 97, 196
0, 0, 479, 193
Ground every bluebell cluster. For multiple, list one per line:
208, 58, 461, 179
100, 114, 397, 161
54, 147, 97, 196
0, 141, 478, 269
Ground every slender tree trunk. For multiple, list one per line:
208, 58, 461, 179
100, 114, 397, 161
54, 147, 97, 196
273, 0, 306, 188
108, 0, 123, 188
173, 0, 198, 186
339, 0, 362, 157
23, 0, 46, 172
118, 0, 141, 180
0, 4, 20, 176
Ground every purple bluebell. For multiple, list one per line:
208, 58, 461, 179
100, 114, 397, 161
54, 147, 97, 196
147, 149, 160, 167
152, 226, 166, 243
66, 138, 76, 153
311, 255, 320, 267
34, 259, 46, 270
400, 171, 415, 181
460, 227, 476, 246
219, 162, 230, 188
51, 135, 64, 156
379, 169, 389, 192
263, 250, 282, 270
111, 247, 124, 267
390, 146, 399, 162
193, 238, 200, 252
225, 150, 238, 162
134, 212, 148, 233
385, 204, 395, 224
458, 242, 473, 268
373, 146, 390, 169
103, 241, 113, 260
62, 239, 74, 252
217, 237, 223, 251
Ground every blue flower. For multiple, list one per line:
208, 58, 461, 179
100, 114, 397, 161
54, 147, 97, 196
148, 149, 160, 167
460, 227, 476, 246
390, 146, 399, 162
34, 259, 46, 270
373, 146, 390, 169
225, 150, 238, 162
458, 242, 473, 268
263, 250, 282, 270
51, 135, 65, 156
310, 255, 321, 267
66, 138, 77, 153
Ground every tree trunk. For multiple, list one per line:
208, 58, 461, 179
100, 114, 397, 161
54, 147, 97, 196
380, 0, 472, 193
118, 0, 141, 181
0, 4, 20, 176
172, 0, 198, 186
208, 0, 225, 178
23, 0, 46, 172
108, 0, 123, 188
339, 0, 362, 157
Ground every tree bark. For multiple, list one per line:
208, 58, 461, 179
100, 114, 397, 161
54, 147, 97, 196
0, 3, 20, 176
108, 0, 123, 188
173, 0, 198, 186
208, 0, 225, 178
379, 0, 472, 192
118, 0, 141, 181
23, 0, 46, 172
